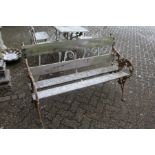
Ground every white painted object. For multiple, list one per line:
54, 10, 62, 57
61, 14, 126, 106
35, 32, 49, 41
3, 52, 18, 61
79, 36, 93, 39
2, 49, 22, 62
54, 26, 88, 33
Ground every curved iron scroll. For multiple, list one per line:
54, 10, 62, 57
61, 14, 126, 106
112, 44, 134, 101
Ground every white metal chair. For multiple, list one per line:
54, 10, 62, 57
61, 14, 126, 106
29, 26, 50, 44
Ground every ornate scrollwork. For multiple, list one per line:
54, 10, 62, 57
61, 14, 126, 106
117, 58, 134, 76
64, 50, 76, 61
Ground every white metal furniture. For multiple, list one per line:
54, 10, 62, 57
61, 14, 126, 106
29, 27, 50, 65
29, 26, 50, 44
54, 26, 89, 41
54, 26, 93, 61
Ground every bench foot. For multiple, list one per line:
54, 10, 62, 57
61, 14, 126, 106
118, 77, 127, 102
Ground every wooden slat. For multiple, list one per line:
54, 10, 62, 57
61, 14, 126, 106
32, 71, 128, 100
35, 65, 118, 89
30, 54, 113, 76
22, 36, 114, 57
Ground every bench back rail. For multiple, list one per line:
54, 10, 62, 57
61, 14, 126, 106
30, 53, 114, 77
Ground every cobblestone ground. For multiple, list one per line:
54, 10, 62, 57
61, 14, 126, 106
0, 26, 155, 129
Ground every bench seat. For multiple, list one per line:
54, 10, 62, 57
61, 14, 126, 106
29, 53, 131, 101
35, 65, 118, 89
33, 71, 128, 100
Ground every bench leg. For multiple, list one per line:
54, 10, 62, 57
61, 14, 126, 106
34, 99, 45, 128
28, 77, 44, 128
25, 58, 44, 128
118, 76, 128, 102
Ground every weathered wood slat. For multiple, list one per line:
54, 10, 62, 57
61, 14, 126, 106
35, 65, 118, 89
30, 54, 113, 76
22, 37, 114, 57
33, 71, 128, 100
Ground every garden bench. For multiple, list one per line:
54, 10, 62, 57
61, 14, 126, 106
22, 36, 133, 127
23, 36, 133, 101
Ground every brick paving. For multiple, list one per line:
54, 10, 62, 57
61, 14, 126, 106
0, 26, 155, 129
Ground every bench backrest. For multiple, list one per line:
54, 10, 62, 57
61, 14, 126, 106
30, 54, 114, 76
22, 36, 114, 57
